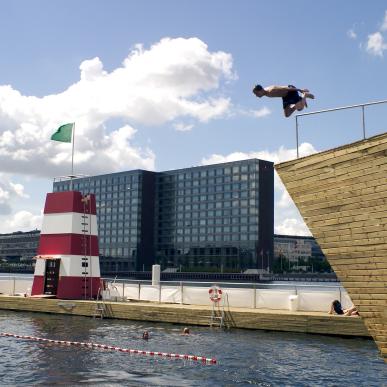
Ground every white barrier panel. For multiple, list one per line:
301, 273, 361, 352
221, 288, 254, 308
0, 280, 13, 294
256, 290, 297, 310
14, 279, 33, 294
123, 283, 140, 300
298, 291, 340, 312
341, 292, 354, 309
0, 279, 33, 295
140, 285, 160, 302
160, 286, 182, 303
182, 286, 212, 306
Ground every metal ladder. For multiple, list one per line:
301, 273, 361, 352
81, 194, 92, 300
93, 286, 106, 319
209, 293, 229, 328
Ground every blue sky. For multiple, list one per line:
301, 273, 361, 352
0, 1, 386, 234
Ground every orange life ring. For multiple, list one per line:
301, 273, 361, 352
209, 286, 222, 302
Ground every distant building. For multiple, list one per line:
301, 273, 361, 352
53, 158, 274, 274
0, 230, 40, 263
274, 234, 325, 263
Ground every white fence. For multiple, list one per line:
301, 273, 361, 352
105, 279, 353, 313
0, 276, 353, 313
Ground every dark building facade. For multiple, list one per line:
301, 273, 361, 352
155, 159, 274, 272
0, 230, 40, 263
54, 170, 155, 273
53, 159, 274, 274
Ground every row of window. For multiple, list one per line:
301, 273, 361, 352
99, 236, 139, 244
160, 224, 258, 234
158, 233, 259, 243
54, 180, 141, 194
158, 180, 253, 193
158, 163, 259, 183
158, 174, 257, 189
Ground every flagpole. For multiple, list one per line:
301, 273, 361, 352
70, 122, 75, 190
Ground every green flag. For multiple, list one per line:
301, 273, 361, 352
51, 123, 74, 142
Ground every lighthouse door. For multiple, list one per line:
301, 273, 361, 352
44, 259, 61, 295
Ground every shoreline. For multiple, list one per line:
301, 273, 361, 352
0, 295, 370, 338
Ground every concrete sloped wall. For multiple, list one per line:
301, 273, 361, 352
275, 132, 387, 362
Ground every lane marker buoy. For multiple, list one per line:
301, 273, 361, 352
0, 332, 217, 364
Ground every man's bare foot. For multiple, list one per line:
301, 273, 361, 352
304, 92, 315, 99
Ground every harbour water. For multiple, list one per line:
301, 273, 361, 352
0, 310, 386, 386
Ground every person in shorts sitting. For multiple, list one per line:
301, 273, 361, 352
329, 300, 359, 316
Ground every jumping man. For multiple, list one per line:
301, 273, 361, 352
253, 84, 315, 118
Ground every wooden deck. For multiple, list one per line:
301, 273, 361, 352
275, 132, 387, 362
0, 295, 369, 337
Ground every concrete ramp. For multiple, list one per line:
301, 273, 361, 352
276, 132, 387, 361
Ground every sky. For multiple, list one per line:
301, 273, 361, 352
0, 1, 387, 235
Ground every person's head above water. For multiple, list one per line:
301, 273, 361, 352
183, 327, 190, 335
253, 84, 265, 98
142, 330, 149, 340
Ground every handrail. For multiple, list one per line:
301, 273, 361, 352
295, 99, 387, 158
101, 277, 343, 289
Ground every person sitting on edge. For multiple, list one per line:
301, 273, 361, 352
329, 300, 359, 316
252, 84, 315, 118
142, 330, 149, 340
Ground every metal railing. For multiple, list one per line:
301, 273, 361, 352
295, 99, 387, 158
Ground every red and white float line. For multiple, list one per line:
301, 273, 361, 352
0, 332, 217, 364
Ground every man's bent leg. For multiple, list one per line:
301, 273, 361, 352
284, 105, 298, 117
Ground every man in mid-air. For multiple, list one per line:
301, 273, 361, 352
253, 84, 315, 117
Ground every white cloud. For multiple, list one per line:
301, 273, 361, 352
366, 32, 387, 56
174, 123, 194, 132
347, 29, 357, 39
365, 11, 387, 56
0, 175, 29, 215
0, 37, 235, 178
238, 106, 271, 118
201, 142, 317, 236
275, 218, 310, 236
0, 210, 42, 233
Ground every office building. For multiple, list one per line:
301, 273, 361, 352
53, 159, 274, 274
0, 230, 40, 263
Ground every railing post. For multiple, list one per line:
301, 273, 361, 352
253, 284, 256, 309
138, 282, 141, 301
12, 277, 16, 296
122, 282, 125, 301
180, 281, 183, 304
362, 105, 366, 139
296, 116, 299, 158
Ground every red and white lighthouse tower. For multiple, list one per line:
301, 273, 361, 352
31, 191, 101, 299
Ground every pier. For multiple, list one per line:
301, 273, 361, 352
276, 131, 387, 361
0, 295, 369, 338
